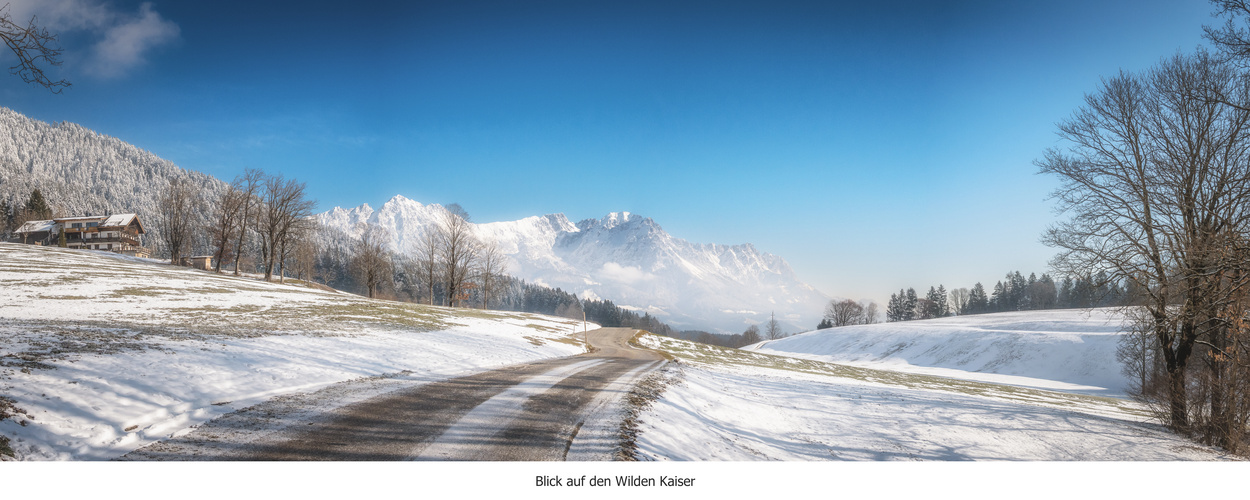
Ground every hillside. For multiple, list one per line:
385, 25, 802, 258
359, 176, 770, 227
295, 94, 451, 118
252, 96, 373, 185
319, 195, 830, 333
630, 334, 1228, 460
745, 309, 1131, 396
0, 107, 228, 257
0, 243, 591, 460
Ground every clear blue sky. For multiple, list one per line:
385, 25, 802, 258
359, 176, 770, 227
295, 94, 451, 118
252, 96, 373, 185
0, 0, 1221, 305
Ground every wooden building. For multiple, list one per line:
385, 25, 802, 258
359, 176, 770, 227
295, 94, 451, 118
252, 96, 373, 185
12, 213, 151, 258
56, 214, 150, 258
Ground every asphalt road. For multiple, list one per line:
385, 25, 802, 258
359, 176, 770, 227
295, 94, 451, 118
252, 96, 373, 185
128, 327, 665, 461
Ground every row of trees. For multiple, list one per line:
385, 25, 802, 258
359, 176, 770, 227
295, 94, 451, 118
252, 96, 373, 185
882, 270, 1137, 324
167, 168, 316, 282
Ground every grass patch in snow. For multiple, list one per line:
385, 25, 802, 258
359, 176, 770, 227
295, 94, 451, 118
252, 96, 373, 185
616, 362, 683, 461
104, 286, 180, 298
641, 333, 1147, 418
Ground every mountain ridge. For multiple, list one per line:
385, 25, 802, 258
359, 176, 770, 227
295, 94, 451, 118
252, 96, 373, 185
318, 195, 830, 333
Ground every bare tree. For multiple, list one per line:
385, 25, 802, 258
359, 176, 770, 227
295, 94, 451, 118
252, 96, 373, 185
208, 185, 245, 273
156, 179, 199, 265
438, 203, 479, 307
1039, 50, 1250, 437
350, 224, 392, 299
0, 4, 70, 92
230, 168, 263, 276
476, 239, 506, 309
256, 174, 315, 282
824, 299, 865, 327
949, 288, 971, 316
764, 311, 784, 340
740, 324, 762, 346
291, 222, 320, 283
412, 227, 441, 305
863, 301, 880, 324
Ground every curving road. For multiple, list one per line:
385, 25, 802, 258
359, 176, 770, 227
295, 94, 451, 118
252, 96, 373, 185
125, 327, 664, 461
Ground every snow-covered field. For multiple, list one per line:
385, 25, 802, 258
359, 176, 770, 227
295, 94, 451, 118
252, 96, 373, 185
748, 309, 1131, 396
0, 243, 592, 460
633, 334, 1234, 461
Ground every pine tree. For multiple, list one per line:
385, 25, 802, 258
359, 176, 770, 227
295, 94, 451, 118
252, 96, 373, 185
1058, 276, 1074, 308
923, 286, 941, 319
886, 290, 904, 322
936, 284, 949, 317
968, 282, 988, 314
904, 288, 918, 321
24, 188, 52, 220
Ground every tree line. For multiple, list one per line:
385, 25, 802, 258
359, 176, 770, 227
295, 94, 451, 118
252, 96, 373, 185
880, 271, 1134, 323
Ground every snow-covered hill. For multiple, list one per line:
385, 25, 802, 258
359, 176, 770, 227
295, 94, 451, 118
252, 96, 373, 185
0, 107, 228, 257
633, 334, 1227, 461
318, 195, 830, 333
0, 243, 590, 460
746, 308, 1131, 396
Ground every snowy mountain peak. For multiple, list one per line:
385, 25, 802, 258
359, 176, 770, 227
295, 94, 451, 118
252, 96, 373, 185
385, 194, 422, 208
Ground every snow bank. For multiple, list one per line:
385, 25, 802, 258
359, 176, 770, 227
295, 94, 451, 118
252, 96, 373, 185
748, 309, 1130, 395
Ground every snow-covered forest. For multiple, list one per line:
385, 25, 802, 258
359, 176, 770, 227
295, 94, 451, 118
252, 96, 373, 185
0, 107, 228, 257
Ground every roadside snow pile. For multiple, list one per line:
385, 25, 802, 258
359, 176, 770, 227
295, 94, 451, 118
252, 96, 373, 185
635, 334, 1229, 461
0, 243, 591, 460
747, 309, 1129, 396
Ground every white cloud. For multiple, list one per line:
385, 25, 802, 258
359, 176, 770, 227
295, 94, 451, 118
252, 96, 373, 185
6, 0, 179, 79
87, 3, 179, 78
598, 262, 655, 285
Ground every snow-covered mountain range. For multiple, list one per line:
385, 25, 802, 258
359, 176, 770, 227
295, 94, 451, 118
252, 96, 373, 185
319, 195, 830, 333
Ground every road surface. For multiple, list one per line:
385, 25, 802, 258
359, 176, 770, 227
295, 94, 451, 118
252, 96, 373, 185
123, 327, 665, 461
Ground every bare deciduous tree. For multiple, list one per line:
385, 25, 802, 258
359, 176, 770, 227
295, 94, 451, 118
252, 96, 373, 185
157, 179, 199, 265
0, 4, 70, 92
412, 227, 441, 305
291, 222, 320, 283
256, 173, 315, 282
476, 239, 506, 310
350, 224, 392, 299
230, 168, 263, 276
740, 324, 762, 346
438, 203, 478, 307
1040, 50, 1250, 441
208, 185, 245, 273
949, 287, 970, 316
764, 311, 784, 340
824, 299, 865, 327
863, 301, 880, 324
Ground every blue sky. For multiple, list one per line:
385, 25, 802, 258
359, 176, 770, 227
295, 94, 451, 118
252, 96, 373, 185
0, 0, 1221, 306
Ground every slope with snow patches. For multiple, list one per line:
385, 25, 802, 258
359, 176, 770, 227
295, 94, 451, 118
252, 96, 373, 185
317, 195, 830, 333
0, 243, 592, 460
631, 333, 1230, 461
746, 309, 1131, 396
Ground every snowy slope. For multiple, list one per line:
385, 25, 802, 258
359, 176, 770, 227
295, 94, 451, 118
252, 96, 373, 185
0, 243, 591, 460
632, 334, 1230, 461
318, 195, 829, 333
747, 309, 1131, 396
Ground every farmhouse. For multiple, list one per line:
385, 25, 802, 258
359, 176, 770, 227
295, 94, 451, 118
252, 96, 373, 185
12, 213, 151, 258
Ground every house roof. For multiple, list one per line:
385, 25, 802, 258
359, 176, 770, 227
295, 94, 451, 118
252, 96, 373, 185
48, 213, 145, 233
102, 214, 138, 228
15, 219, 55, 234
54, 215, 107, 223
